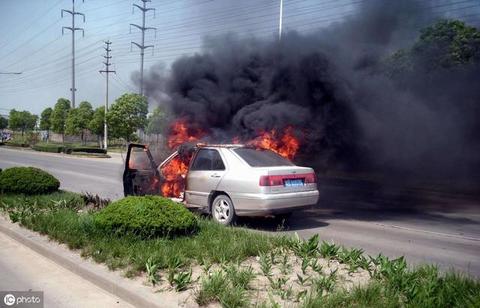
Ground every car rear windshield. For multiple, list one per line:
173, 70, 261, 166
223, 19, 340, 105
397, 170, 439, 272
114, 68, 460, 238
234, 148, 294, 167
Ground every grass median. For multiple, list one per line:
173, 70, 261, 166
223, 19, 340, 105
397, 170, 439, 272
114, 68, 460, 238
0, 191, 479, 307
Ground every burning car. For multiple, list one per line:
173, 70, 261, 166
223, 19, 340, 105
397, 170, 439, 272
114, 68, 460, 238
123, 143, 319, 225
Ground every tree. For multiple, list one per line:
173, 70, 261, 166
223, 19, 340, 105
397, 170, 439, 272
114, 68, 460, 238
385, 19, 480, 75
107, 93, 148, 142
413, 19, 480, 69
146, 106, 168, 143
51, 98, 71, 143
39, 107, 53, 141
88, 107, 105, 147
65, 101, 93, 144
8, 109, 38, 136
0, 116, 7, 130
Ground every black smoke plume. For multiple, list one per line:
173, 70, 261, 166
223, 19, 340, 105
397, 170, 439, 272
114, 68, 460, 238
141, 0, 480, 189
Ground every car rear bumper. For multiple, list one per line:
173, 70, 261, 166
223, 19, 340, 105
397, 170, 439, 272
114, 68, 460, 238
231, 190, 319, 216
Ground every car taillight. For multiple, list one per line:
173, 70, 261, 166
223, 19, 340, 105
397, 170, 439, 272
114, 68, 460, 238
259, 175, 284, 186
304, 173, 317, 184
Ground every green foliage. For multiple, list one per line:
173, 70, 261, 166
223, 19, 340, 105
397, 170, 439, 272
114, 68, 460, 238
106, 93, 148, 141
32, 144, 64, 153
65, 147, 107, 154
88, 106, 105, 137
0, 167, 60, 194
94, 196, 198, 238
414, 19, 480, 68
8, 109, 38, 135
51, 98, 71, 137
146, 106, 168, 136
39, 107, 53, 131
195, 269, 250, 307
65, 101, 93, 144
0, 116, 8, 130
384, 19, 480, 75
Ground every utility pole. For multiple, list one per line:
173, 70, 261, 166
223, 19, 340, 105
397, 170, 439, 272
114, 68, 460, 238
99, 41, 115, 150
130, 0, 156, 96
279, 0, 283, 40
62, 0, 85, 109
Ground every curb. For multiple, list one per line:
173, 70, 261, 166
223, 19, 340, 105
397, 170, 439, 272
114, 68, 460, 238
0, 217, 176, 308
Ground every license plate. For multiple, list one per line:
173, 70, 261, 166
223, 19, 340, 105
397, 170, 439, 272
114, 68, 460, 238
284, 179, 304, 187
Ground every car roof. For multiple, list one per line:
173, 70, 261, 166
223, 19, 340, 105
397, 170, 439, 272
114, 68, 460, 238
197, 143, 245, 149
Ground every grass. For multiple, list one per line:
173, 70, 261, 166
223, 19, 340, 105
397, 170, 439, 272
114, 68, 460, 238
1, 191, 479, 308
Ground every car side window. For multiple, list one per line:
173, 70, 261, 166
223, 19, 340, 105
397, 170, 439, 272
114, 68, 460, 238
211, 150, 225, 170
190, 149, 225, 171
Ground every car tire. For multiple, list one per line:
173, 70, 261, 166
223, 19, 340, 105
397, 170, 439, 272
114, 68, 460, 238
211, 194, 236, 226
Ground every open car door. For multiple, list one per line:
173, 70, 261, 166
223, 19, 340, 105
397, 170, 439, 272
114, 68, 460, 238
123, 143, 160, 196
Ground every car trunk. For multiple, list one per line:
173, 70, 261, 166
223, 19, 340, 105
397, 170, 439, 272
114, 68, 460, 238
257, 166, 317, 194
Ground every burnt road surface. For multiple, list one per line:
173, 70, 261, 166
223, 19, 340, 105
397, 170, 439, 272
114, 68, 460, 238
1, 147, 479, 277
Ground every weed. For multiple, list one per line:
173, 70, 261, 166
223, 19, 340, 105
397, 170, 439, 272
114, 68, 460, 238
301, 256, 310, 275
310, 258, 323, 274
297, 273, 310, 286
313, 269, 337, 294
292, 234, 320, 258
145, 257, 159, 286
224, 264, 255, 289
172, 269, 192, 291
319, 241, 340, 259
195, 270, 227, 305
271, 276, 289, 290
279, 254, 292, 275
259, 252, 273, 278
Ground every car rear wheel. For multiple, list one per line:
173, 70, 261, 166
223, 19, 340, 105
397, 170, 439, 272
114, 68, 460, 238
212, 195, 236, 225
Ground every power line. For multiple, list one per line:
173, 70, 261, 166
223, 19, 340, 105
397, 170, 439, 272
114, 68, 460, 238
62, 0, 86, 108
130, 0, 156, 96
99, 40, 116, 149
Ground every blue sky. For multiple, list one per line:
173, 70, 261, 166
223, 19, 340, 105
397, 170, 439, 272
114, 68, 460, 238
0, 0, 478, 116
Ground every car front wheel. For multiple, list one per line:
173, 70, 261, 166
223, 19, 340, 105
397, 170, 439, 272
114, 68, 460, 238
212, 195, 236, 225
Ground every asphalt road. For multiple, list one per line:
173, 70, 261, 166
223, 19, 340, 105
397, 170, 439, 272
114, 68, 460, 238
1, 147, 479, 277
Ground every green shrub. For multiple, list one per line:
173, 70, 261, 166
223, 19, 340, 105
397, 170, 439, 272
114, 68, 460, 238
94, 196, 198, 238
0, 167, 60, 194
63, 147, 106, 154
71, 147, 107, 154
32, 144, 64, 153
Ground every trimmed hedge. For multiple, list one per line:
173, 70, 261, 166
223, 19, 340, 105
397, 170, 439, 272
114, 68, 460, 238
64, 147, 107, 154
94, 196, 198, 238
0, 167, 60, 194
32, 144, 64, 153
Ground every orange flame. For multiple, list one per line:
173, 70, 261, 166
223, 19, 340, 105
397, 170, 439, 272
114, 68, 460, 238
167, 119, 204, 149
248, 126, 299, 160
160, 156, 189, 197
161, 119, 300, 198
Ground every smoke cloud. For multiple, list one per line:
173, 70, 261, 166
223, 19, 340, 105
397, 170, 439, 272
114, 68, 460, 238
141, 0, 480, 188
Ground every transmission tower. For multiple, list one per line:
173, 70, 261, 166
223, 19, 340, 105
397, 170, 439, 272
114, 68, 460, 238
99, 41, 116, 150
62, 0, 85, 109
130, 0, 156, 96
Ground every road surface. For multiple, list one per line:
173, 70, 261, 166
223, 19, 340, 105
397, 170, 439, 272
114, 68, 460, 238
0, 231, 132, 308
1, 147, 479, 277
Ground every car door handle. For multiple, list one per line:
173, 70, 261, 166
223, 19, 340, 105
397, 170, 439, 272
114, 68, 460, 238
210, 174, 221, 178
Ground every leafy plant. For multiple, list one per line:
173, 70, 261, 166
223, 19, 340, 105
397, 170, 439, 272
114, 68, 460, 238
145, 257, 160, 286
296, 273, 310, 286
94, 196, 198, 238
224, 264, 255, 289
171, 269, 192, 291
319, 241, 340, 259
279, 254, 292, 275
313, 269, 337, 294
291, 233, 320, 257
0, 167, 60, 194
259, 252, 273, 278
